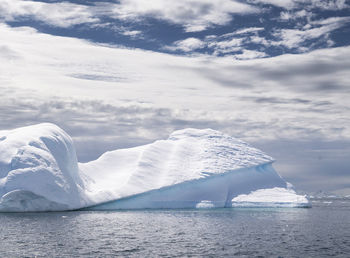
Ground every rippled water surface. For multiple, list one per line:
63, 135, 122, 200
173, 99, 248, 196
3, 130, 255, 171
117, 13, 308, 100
1, 199, 349, 257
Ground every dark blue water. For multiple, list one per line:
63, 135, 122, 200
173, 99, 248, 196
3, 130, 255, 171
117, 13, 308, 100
0, 199, 349, 257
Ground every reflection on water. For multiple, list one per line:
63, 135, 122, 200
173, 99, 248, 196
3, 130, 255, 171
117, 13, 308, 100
0, 199, 349, 257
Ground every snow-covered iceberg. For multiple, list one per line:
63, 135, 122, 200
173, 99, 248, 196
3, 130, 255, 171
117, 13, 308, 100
0, 123, 309, 212
231, 187, 309, 208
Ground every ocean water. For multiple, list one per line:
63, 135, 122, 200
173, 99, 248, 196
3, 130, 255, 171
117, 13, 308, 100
0, 199, 349, 257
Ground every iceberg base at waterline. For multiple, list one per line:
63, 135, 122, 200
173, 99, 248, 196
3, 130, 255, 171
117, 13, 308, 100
0, 123, 310, 212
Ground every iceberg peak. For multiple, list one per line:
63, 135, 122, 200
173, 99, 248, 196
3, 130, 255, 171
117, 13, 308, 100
0, 123, 86, 211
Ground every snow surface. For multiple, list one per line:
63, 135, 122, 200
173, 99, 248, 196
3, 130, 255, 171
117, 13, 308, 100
0, 123, 309, 212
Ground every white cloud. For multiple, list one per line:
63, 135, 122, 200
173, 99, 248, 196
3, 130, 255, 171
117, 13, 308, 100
272, 16, 350, 50
164, 37, 206, 52
203, 27, 268, 55
165, 35, 249, 55
166, 28, 268, 56
0, 0, 348, 38
0, 0, 258, 32
310, 16, 350, 25
164, 28, 269, 56
249, 0, 297, 9
164, 33, 270, 58
234, 27, 264, 35
209, 37, 244, 53
121, 30, 143, 38
111, 0, 258, 32
249, 35, 270, 46
121, 30, 141, 36
280, 10, 313, 21
115, 8, 349, 57
251, 0, 349, 10
234, 49, 268, 59
0, 0, 98, 27
310, 0, 349, 10
1, 23, 349, 143
219, 27, 264, 38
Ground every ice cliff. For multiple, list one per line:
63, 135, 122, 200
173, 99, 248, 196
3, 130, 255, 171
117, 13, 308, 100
0, 123, 309, 212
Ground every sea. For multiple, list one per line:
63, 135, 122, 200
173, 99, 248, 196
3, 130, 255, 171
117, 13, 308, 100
0, 198, 349, 257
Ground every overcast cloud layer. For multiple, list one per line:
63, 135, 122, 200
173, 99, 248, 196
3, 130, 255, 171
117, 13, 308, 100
0, 1, 349, 194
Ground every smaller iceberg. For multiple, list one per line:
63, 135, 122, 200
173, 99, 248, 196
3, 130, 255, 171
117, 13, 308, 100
196, 200, 215, 209
231, 187, 310, 208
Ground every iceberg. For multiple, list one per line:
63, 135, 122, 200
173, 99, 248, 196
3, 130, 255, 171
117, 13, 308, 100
231, 187, 310, 208
0, 123, 309, 212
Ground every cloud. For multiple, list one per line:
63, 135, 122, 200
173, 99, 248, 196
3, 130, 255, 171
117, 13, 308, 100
178, 16, 348, 55
310, 16, 350, 26
165, 27, 268, 57
164, 37, 206, 52
205, 28, 269, 57
1, 22, 349, 140
0, 0, 98, 27
249, 0, 297, 9
272, 16, 350, 50
279, 10, 313, 21
1, 0, 349, 60
162, 14, 349, 57
121, 30, 143, 38
0, 0, 258, 32
111, 0, 258, 32
68, 73, 128, 83
209, 37, 244, 54
234, 49, 267, 59
165, 36, 268, 59
250, 0, 349, 10
232, 27, 264, 35
310, 0, 349, 10
0, 45, 20, 59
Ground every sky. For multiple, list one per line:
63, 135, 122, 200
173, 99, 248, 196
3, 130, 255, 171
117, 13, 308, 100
0, 0, 349, 195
